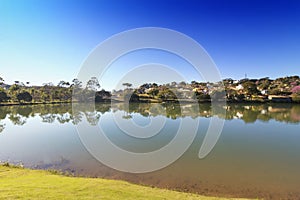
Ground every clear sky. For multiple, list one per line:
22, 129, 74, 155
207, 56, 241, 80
0, 0, 299, 90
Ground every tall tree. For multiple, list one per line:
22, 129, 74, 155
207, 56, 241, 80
0, 77, 4, 85
122, 83, 132, 89
72, 78, 82, 88
58, 81, 70, 87
86, 77, 100, 91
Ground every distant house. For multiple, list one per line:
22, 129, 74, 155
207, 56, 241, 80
236, 84, 244, 90
268, 95, 292, 102
260, 90, 268, 95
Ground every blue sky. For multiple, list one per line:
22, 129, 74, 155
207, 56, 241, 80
0, 0, 299, 90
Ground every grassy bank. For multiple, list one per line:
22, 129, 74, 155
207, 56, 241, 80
0, 165, 249, 200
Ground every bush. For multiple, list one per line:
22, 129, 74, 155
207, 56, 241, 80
0, 91, 9, 102
17, 91, 33, 102
291, 86, 300, 95
292, 94, 300, 103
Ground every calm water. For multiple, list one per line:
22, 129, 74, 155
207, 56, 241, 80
0, 103, 300, 199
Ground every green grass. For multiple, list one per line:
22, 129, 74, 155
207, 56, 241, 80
0, 165, 250, 200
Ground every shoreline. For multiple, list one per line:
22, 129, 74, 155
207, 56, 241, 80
0, 99, 299, 107
0, 101, 72, 107
0, 164, 248, 200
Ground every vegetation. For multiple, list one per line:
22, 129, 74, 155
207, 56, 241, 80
114, 76, 300, 103
0, 75, 300, 104
0, 77, 111, 105
0, 91, 9, 102
0, 165, 245, 200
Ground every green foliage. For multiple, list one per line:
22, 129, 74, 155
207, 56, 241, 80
1, 75, 300, 104
196, 93, 210, 101
72, 78, 82, 88
86, 77, 100, 91
242, 81, 260, 95
95, 89, 111, 102
292, 94, 300, 103
0, 91, 9, 102
9, 84, 20, 92
17, 91, 33, 102
157, 88, 177, 101
268, 88, 281, 95
148, 88, 159, 97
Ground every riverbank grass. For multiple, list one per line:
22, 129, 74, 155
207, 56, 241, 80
0, 165, 249, 200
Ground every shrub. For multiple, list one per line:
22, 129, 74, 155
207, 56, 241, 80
291, 86, 300, 95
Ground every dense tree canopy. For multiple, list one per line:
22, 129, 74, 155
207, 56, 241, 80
0, 91, 9, 102
17, 92, 33, 103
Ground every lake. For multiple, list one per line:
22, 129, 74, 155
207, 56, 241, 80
0, 103, 300, 199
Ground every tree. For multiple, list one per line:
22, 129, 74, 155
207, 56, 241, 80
179, 81, 186, 86
197, 93, 211, 101
95, 89, 111, 102
86, 77, 100, 91
0, 91, 9, 102
157, 88, 177, 101
242, 81, 260, 95
152, 83, 158, 87
8, 84, 20, 102
57, 81, 70, 87
122, 83, 132, 89
257, 78, 271, 90
9, 84, 20, 92
0, 77, 4, 85
269, 88, 281, 95
291, 86, 300, 95
17, 91, 32, 103
72, 78, 82, 88
148, 88, 159, 97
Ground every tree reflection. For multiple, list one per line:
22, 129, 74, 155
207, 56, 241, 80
8, 114, 27, 125
85, 111, 101, 126
0, 123, 5, 133
56, 113, 72, 124
0, 103, 299, 133
40, 114, 56, 123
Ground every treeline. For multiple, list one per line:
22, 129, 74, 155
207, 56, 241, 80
1, 75, 300, 104
117, 76, 300, 103
0, 77, 111, 104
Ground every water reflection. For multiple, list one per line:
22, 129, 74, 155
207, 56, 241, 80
0, 103, 300, 133
0, 103, 300, 199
